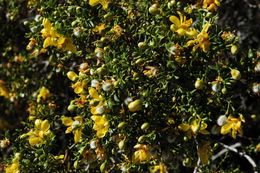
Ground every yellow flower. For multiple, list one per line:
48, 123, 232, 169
91, 115, 109, 138
89, 87, 106, 115
132, 144, 150, 163
72, 80, 87, 95
203, 0, 220, 12
109, 25, 123, 41
169, 12, 197, 36
93, 23, 106, 34
27, 103, 36, 121
61, 116, 83, 143
178, 118, 209, 138
0, 80, 9, 99
143, 66, 159, 78
89, 0, 110, 10
5, 153, 20, 173
41, 18, 76, 52
186, 23, 211, 52
37, 86, 50, 102
150, 163, 167, 173
26, 119, 51, 146
220, 115, 244, 139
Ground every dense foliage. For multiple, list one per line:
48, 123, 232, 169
0, 0, 259, 172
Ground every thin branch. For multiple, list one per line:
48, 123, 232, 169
218, 143, 258, 173
193, 139, 201, 173
212, 142, 241, 161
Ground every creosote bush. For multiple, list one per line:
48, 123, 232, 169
0, 0, 260, 173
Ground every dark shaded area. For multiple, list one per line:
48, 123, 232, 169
218, 0, 260, 50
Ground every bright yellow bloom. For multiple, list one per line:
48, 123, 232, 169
178, 118, 209, 138
150, 163, 167, 173
0, 80, 9, 98
91, 115, 109, 138
26, 119, 51, 146
89, 0, 110, 10
92, 23, 106, 34
72, 80, 87, 95
41, 18, 76, 52
132, 144, 150, 163
220, 115, 244, 139
110, 25, 123, 40
169, 12, 197, 37
5, 153, 20, 173
37, 86, 50, 102
61, 116, 83, 143
186, 23, 211, 52
89, 87, 106, 115
203, 0, 220, 12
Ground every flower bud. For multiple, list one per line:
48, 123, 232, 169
221, 87, 227, 94
195, 78, 204, 90
35, 119, 42, 128
231, 69, 241, 80
100, 162, 106, 173
118, 140, 125, 150
67, 71, 78, 81
117, 122, 126, 129
67, 104, 76, 111
138, 135, 146, 143
149, 4, 159, 15
128, 99, 142, 112
141, 122, 150, 131
231, 45, 238, 55
138, 42, 147, 49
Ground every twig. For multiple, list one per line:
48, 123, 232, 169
218, 143, 258, 173
212, 142, 241, 160
193, 139, 201, 173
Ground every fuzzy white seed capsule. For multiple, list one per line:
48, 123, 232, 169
252, 83, 260, 94
91, 79, 100, 88
254, 62, 260, 73
212, 83, 221, 92
217, 115, 227, 126
90, 140, 97, 149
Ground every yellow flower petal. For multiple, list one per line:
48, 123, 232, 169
178, 124, 190, 131
220, 122, 232, 135
41, 120, 50, 132
28, 136, 41, 146
65, 127, 72, 134
89, 87, 99, 99
169, 15, 181, 27
42, 18, 52, 29
43, 37, 54, 48
61, 117, 73, 126
89, 0, 99, 6
74, 129, 82, 143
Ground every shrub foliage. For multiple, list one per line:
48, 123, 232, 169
0, 0, 259, 173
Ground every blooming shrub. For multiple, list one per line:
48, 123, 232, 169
0, 0, 260, 172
